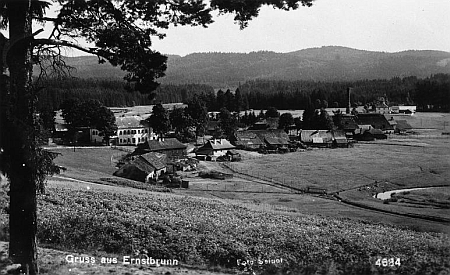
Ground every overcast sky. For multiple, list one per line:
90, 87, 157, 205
26, 0, 450, 56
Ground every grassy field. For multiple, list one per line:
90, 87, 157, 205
47, 141, 450, 234
392, 187, 450, 209
50, 147, 127, 180
12, 180, 448, 274
228, 139, 450, 193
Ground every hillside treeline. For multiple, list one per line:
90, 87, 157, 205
36, 74, 450, 112
161, 48, 450, 86
238, 77, 418, 110
415, 74, 450, 112
35, 78, 214, 110
203, 75, 449, 112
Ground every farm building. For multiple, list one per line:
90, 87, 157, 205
353, 127, 387, 141
113, 152, 166, 182
135, 138, 187, 159
205, 121, 220, 136
231, 129, 290, 151
333, 130, 349, 148
299, 130, 334, 147
394, 120, 413, 134
341, 114, 358, 134
232, 131, 265, 150
374, 102, 390, 114
196, 139, 236, 161
387, 117, 398, 131
391, 105, 416, 114
355, 113, 394, 133
139, 152, 167, 179
260, 130, 290, 150
248, 118, 279, 130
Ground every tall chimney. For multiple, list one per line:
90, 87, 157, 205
346, 87, 352, 114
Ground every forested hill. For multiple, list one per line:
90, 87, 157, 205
53, 46, 450, 87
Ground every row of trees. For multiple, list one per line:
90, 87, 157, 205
147, 96, 209, 142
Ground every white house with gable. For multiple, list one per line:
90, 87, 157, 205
90, 115, 158, 145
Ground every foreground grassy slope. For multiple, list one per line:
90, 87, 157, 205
34, 181, 450, 275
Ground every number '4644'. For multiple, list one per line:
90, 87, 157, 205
375, 258, 401, 267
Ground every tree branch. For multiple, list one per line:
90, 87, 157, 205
32, 17, 59, 22
32, 38, 103, 56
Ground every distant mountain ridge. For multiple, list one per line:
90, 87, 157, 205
53, 46, 450, 87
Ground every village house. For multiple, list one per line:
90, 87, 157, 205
231, 131, 265, 150
298, 129, 349, 148
231, 129, 290, 152
299, 130, 334, 147
338, 114, 359, 137
394, 120, 413, 134
195, 139, 236, 161
89, 115, 157, 145
135, 137, 187, 159
354, 113, 394, 134
113, 152, 167, 183
116, 116, 157, 145
390, 105, 416, 115
248, 118, 279, 130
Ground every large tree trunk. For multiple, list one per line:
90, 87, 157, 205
5, 1, 39, 274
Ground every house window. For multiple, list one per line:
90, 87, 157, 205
145, 129, 148, 133
119, 130, 122, 135
132, 138, 136, 144
138, 137, 140, 143
131, 130, 135, 134
127, 138, 130, 143
138, 129, 141, 134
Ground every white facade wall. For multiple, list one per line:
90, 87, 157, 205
90, 127, 158, 145
117, 127, 158, 146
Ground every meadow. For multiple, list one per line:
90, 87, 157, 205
32, 180, 450, 274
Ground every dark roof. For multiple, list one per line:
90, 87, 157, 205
116, 116, 146, 128
395, 120, 413, 130
368, 128, 384, 135
234, 129, 290, 147
355, 113, 393, 130
233, 131, 265, 147
113, 159, 153, 182
143, 138, 187, 151
248, 118, 279, 130
201, 139, 235, 150
300, 130, 333, 143
139, 152, 166, 170
339, 115, 359, 131
131, 158, 155, 173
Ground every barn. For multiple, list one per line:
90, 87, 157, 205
114, 152, 167, 182
135, 138, 187, 159
196, 139, 236, 161
355, 113, 394, 133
